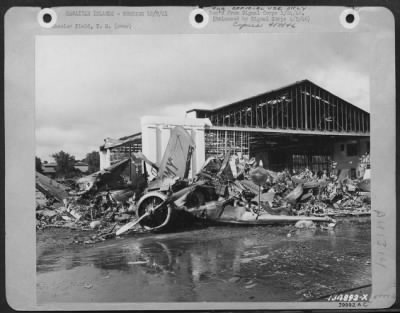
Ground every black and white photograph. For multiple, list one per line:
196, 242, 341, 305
4, 5, 396, 310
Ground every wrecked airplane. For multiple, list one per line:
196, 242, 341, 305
37, 126, 373, 240
116, 126, 336, 235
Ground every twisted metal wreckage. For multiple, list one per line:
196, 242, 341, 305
37, 126, 371, 240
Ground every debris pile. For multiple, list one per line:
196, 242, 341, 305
36, 126, 370, 242
194, 151, 371, 220
36, 189, 145, 243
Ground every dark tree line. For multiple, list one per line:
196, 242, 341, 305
36, 150, 100, 178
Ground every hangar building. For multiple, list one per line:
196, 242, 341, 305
100, 79, 370, 179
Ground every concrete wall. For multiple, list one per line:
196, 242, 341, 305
99, 148, 111, 170
332, 137, 369, 177
141, 116, 212, 179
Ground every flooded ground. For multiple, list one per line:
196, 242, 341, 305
37, 217, 371, 303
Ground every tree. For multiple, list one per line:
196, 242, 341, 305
85, 151, 100, 173
52, 150, 76, 178
35, 157, 43, 173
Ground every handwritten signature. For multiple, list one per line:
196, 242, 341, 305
233, 21, 263, 30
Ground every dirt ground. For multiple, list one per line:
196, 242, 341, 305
37, 217, 371, 303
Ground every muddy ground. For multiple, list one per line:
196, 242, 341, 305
37, 217, 371, 303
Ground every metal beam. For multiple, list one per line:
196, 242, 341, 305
260, 102, 264, 127
313, 85, 317, 130
255, 103, 258, 127
318, 87, 321, 130
281, 96, 284, 128
303, 85, 308, 129
336, 95, 339, 132
361, 110, 364, 132
271, 101, 274, 128
295, 86, 299, 129
328, 97, 332, 131
340, 99, 343, 131
349, 107, 354, 131
250, 105, 253, 127
322, 89, 325, 130
300, 85, 304, 129
209, 125, 369, 137
290, 88, 294, 128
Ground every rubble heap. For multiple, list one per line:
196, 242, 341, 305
36, 151, 371, 243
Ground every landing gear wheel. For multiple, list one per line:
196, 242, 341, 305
137, 192, 171, 230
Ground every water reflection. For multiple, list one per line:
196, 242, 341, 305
37, 218, 371, 301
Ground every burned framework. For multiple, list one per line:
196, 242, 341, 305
187, 79, 370, 173
191, 79, 369, 133
99, 132, 143, 180
100, 79, 370, 178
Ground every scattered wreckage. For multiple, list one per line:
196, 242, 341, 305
36, 126, 371, 242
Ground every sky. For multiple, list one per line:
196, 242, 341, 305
36, 32, 371, 162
